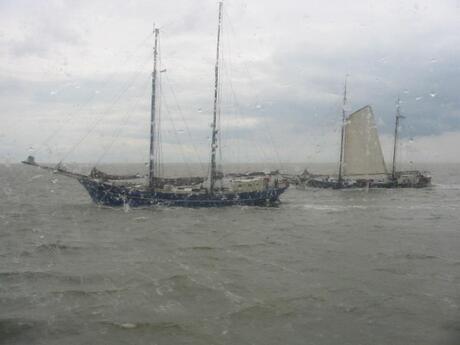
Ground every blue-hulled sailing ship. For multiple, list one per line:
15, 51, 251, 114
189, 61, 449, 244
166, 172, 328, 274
23, 2, 288, 207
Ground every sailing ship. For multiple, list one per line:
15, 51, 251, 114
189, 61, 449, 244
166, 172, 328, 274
298, 83, 431, 189
23, 2, 288, 207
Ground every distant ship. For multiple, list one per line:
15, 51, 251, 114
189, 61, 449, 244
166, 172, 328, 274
297, 82, 431, 189
23, 2, 288, 207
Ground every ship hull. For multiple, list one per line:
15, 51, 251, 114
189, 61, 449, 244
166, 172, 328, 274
78, 178, 288, 207
303, 171, 431, 189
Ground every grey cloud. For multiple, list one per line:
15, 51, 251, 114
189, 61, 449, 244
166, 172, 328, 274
1, 0, 460, 163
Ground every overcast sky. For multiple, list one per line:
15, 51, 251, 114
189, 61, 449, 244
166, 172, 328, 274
1, 0, 460, 168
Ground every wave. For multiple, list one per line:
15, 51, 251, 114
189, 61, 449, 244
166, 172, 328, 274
0, 270, 54, 280
227, 303, 274, 320
35, 242, 83, 252
49, 288, 122, 297
434, 183, 460, 190
229, 242, 268, 249
373, 267, 410, 275
0, 270, 102, 285
301, 204, 369, 211
179, 245, 216, 251
0, 318, 43, 340
104, 321, 183, 331
403, 253, 438, 260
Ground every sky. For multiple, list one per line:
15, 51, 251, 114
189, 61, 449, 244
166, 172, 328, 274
1, 0, 460, 168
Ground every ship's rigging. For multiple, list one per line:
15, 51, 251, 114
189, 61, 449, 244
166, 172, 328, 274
23, 1, 289, 207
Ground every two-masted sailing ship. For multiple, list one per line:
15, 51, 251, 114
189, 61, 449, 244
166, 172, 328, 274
23, 2, 288, 207
297, 83, 431, 189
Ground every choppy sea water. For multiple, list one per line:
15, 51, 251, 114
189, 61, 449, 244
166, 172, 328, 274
0, 163, 459, 345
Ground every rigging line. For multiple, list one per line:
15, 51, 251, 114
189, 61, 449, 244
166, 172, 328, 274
220, 36, 270, 165
59, 54, 153, 163
156, 41, 163, 178
223, 31, 252, 163
222, 63, 266, 164
161, 89, 194, 177
222, 29, 244, 166
221, 21, 246, 170
34, 32, 154, 157
222, 65, 253, 164
218, 22, 224, 176
163, 73, 205, 171
224, 24, 242, 167
94, 76, 151, 166
217, 14, 227, 186
224, 9, 283, 169
159, 55, 194, 176
222, 15, 266, 168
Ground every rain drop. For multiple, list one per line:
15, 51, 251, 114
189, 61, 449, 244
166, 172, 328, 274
429, 92, 437, 98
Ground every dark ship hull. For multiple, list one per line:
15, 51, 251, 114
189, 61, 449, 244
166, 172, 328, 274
79, 177, 288, 207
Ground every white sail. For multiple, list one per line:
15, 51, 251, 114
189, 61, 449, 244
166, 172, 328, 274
342, 105, 388, 176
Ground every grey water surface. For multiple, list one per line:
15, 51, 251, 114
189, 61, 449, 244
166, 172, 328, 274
1, 163, 459, 345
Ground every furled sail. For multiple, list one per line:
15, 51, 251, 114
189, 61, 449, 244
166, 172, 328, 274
342, 105, 388, 176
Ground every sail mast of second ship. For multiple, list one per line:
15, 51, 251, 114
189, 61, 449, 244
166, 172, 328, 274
337, 76, 348, 186
392, 96, 404, 180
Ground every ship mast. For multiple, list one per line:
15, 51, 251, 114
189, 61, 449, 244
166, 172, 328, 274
337, 76, 348, 186
209, 1, 223, 194
392, 96, 403, 180
149, 28, 159, 189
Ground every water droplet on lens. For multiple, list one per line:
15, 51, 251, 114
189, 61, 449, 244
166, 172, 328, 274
429, 92, 437, 98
